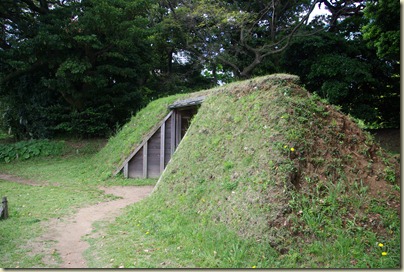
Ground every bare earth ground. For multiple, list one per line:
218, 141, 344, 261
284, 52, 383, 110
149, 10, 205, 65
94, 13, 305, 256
0, 173, 154, 268
0, 174, 44, 186
38, 185, 154, 268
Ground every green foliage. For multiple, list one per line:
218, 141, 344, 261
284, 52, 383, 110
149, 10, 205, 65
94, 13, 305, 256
0, 74, 59, 139
307, 54, 373, 102
53, 106, 112, 137
383, 167, 396, 184
158, 0, 317, 78
0, 0, 157, 139
362, 0, 400, 61
0, 140, 65, 163
0, 0, 399, 137
280, 30, 399, 128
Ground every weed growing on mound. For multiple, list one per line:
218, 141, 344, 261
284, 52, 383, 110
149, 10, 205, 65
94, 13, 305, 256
262, 79, 400, 268
86, 194, 280, 268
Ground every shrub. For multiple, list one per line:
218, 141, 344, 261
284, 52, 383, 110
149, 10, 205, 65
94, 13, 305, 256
0, 140, 66, 163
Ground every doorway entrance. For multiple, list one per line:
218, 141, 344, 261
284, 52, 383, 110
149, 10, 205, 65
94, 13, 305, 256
115, 96, 205, 178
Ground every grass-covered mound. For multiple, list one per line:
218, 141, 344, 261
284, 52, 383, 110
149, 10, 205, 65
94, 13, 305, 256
88, 74, 400, 268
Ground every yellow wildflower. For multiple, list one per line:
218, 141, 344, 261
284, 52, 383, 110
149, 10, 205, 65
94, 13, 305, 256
252, 265, 257, 268
378, 243, 384, 247
382, 252, 387, 256
284, 145, 288, 149
290, 147, 295, 152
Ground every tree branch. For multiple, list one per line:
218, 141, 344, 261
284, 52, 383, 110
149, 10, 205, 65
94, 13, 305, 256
1, 61, 44, 85
320, 0, 365, 30
260, 0, 320, 57
217, 55, 241, 76
19, 0, 49, 14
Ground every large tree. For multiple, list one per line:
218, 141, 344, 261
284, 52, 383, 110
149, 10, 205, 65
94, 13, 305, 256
362, 0, 399, 62
0, 0, 156, 138
159, 0, 321, 79
280, 0, 400, 128
1, 0, 399, 138
361, 0, 399, 128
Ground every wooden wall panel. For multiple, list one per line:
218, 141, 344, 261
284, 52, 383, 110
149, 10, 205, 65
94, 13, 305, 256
128, 147, 143, 178
160, 122, 165, 173
119, 104, 201, 179
147, 128, 161, 178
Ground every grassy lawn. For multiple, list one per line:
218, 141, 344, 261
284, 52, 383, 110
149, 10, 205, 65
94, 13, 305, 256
0, 180, 113, 268
0, 139, 156, 268
85, 195, 279, 268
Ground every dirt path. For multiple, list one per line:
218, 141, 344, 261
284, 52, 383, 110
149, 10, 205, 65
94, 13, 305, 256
32, 185, 154, 268
1, 173, 154, 268
0, 173, 44, 186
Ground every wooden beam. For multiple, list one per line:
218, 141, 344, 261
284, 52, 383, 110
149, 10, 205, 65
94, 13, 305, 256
175, 111, 181, 148
169, 95, 206, 109
124, 164, 128, 178
160, 121, 165, 174
178, 112, 182, 147
143, 142, 148, 178
171, 110, 176, 156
